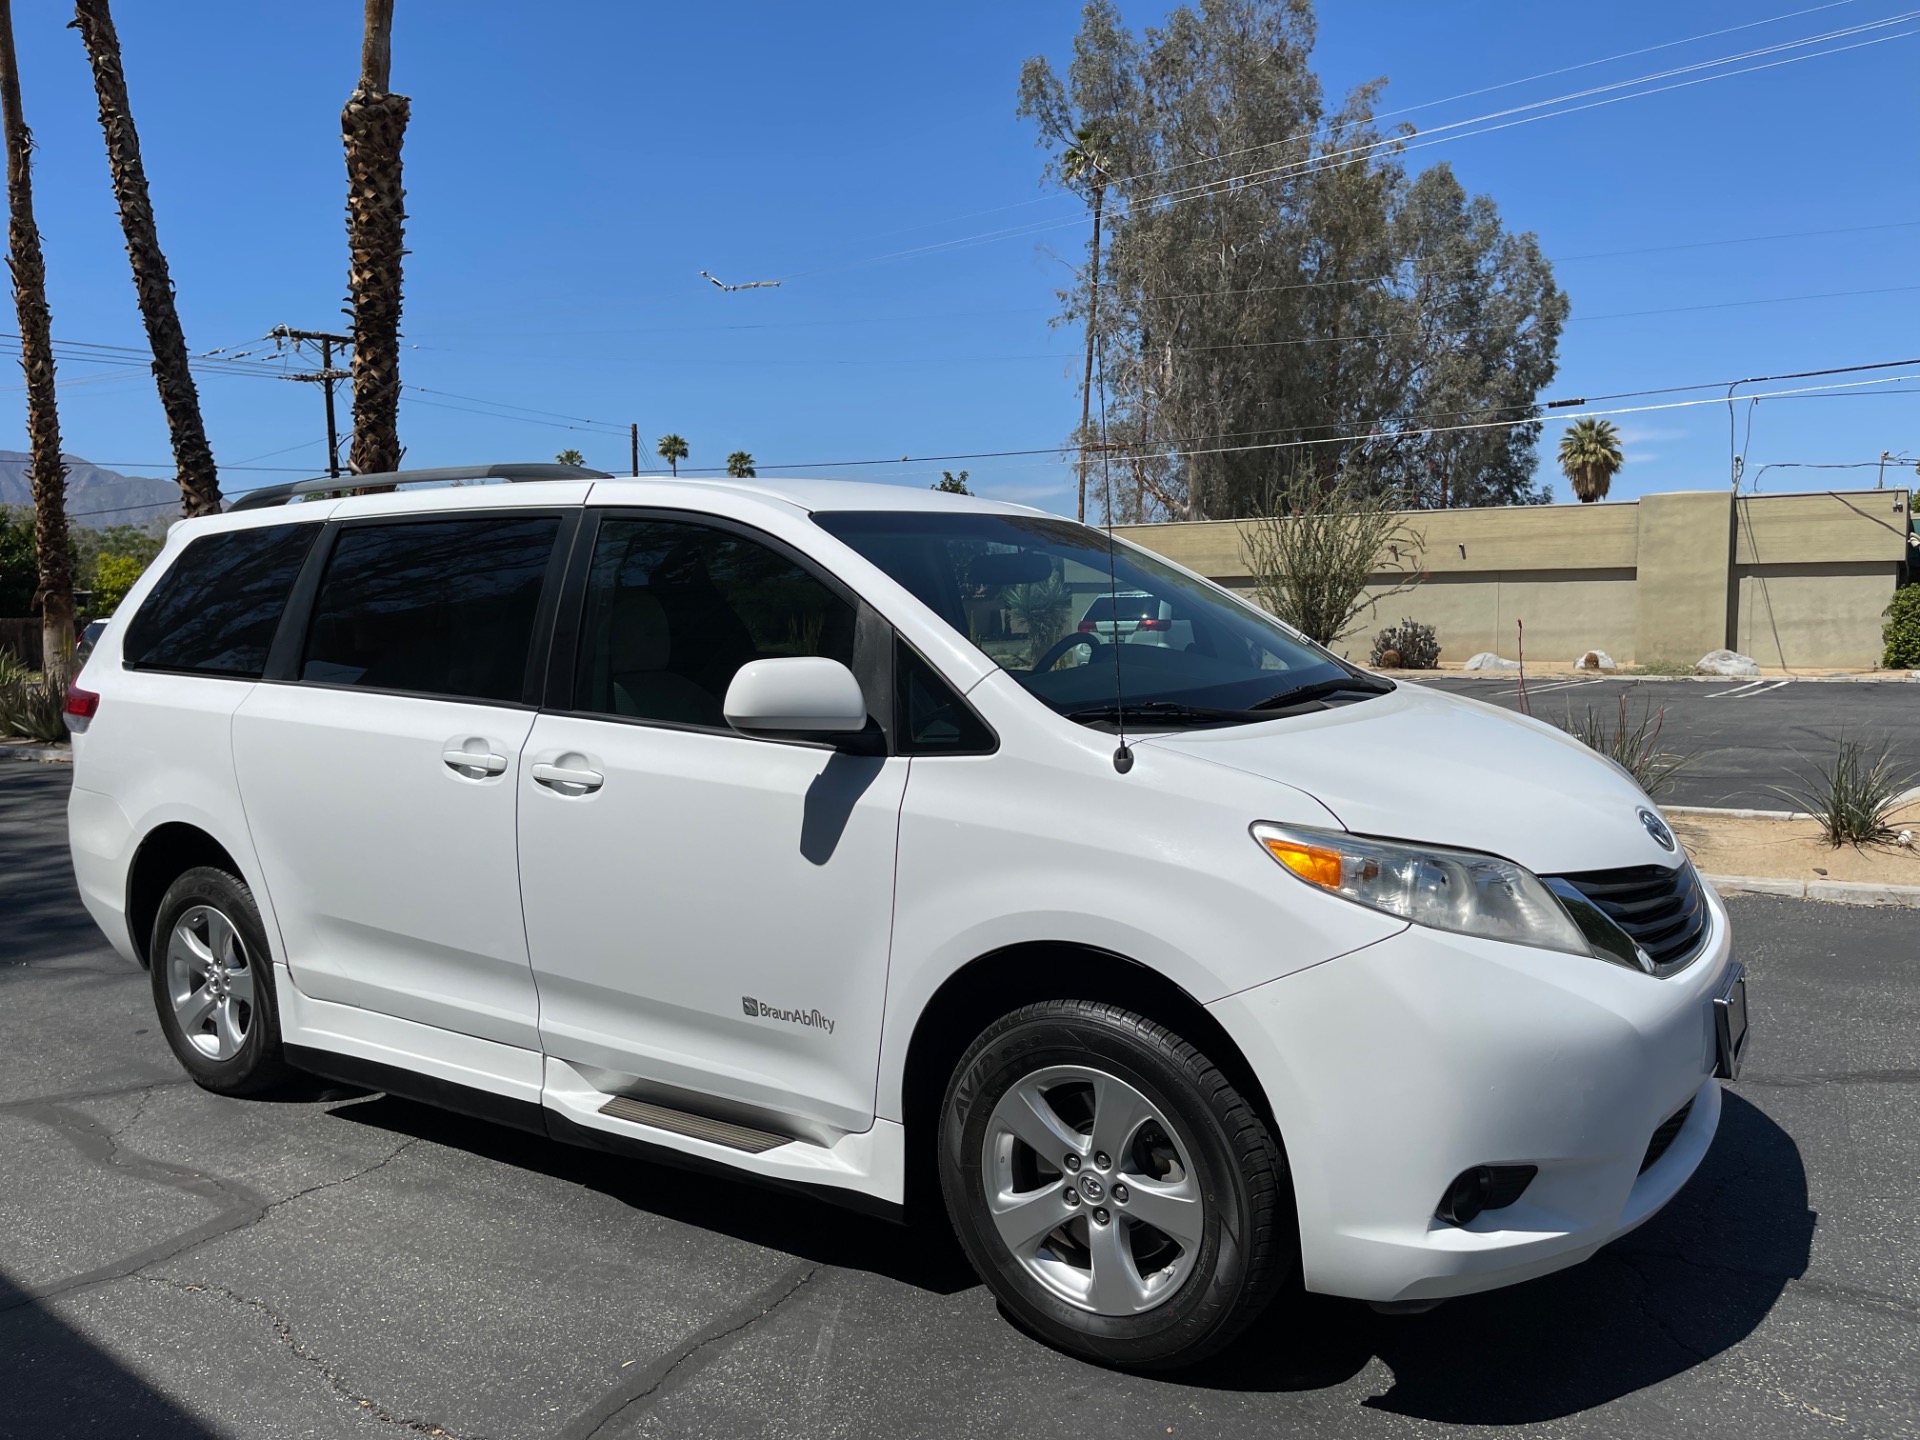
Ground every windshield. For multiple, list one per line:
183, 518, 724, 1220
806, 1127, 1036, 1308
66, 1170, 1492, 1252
813, 510, 1379, 724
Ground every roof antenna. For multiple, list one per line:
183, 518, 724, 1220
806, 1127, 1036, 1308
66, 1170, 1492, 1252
1093, 326, 1131, 774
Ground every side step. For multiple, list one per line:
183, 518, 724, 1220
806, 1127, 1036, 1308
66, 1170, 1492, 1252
597, 1095, 789, 1154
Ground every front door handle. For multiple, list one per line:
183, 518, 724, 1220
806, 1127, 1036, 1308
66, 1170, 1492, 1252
443, 748, 508, 777
531, 762, 604, 794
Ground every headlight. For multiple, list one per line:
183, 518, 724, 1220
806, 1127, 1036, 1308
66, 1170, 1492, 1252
1251, 822, 1591, 956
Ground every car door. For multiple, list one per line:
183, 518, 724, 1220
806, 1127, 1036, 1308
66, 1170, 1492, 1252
232, 509, 571, 1051
517, 510, 906, 1138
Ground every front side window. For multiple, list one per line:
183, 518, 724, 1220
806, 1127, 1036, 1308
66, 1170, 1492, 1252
574, 517, 856, 728
813, 510, 1382, 727
122, 522, 320, 678
300, 515, 560, 702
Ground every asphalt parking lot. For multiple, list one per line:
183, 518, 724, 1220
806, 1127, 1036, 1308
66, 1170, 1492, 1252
3, 761, 1917, 1439
1415, 677, 1919, 809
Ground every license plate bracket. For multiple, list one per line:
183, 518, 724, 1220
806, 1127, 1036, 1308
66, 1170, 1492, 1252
1713, 962, 1749, 1080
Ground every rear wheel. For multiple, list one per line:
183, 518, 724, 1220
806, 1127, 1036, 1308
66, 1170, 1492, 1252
150, 866, 293, 1096
939, 1000, 1290, 1369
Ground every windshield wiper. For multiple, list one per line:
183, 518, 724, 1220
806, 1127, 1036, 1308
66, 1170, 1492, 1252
1062, 700, 1269, 727
1248, 673, 1394, 711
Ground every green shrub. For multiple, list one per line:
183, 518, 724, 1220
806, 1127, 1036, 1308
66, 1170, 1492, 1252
1369, 617, 1440, 669
1630, 657, 1699, 677
1884, 584, 1920, 669
92, 552, 150, 616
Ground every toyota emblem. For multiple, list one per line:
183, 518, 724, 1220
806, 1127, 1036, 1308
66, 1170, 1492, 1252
1638, 808, 1676, 852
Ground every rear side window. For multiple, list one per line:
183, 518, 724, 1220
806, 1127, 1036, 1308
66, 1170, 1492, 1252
300, 516, 560, 703
122, 523, 320, 678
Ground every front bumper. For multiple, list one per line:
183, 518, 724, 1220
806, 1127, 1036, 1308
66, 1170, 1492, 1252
1208, 882, 1736, 1303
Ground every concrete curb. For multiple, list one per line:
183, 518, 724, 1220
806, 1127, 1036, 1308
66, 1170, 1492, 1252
1667, 804, 1809, 821
0, 743, 70, 764
1706, 873, 1920, 908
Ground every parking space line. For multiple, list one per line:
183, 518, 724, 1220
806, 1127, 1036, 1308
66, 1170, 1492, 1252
1706, 679, 1792, 700
1504, 677, 1607, 696
1705, 680, 1770, 700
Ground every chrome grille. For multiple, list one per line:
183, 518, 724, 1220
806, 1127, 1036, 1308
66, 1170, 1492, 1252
1548, 862, 1709, 974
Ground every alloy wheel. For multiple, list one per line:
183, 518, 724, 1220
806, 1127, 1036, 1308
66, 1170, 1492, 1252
165, 905, 256, 1062
981, 1064, 1204, 1316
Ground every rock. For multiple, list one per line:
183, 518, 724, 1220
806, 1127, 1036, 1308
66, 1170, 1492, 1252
1575, 649, 1617, 671
1463, 652, 1521, 671
1697, 649, 1760, 677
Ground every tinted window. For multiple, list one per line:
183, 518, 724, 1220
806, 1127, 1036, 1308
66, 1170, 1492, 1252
123, 523, 320, 678
301, 516, 559, 702
575, 518, 856, 728
896, 640, 994, 755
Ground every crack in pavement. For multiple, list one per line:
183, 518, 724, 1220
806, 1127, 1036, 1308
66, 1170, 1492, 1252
141, 1275, 480, 1438
557, 1263, 821, 1440
0, 1098, 422, 1314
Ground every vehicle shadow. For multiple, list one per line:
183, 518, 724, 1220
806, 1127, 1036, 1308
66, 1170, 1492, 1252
332, 1084, 1807, 1421
1177, 1090, 1812, 1420
328, 1092, 982, 1296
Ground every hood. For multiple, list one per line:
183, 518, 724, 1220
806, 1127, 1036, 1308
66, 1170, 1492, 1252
1137, 682, 1678, 876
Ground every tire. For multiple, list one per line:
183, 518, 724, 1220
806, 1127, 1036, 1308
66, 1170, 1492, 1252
939, 1000, 1290, 1370
149, 866, 294, 1097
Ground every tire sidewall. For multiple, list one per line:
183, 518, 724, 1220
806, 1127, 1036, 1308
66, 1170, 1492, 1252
940, 1008, 1261, 1367
149, 866, 285, 1095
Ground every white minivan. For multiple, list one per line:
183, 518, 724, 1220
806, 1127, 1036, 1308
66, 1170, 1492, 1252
65, 464, 1747, 1370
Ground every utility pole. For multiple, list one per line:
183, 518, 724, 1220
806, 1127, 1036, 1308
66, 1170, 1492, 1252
1878, 449, 1891, 489
631, 422, 639, 476
271, 325, 353, 477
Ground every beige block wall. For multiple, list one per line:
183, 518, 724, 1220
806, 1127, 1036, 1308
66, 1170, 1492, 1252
1115, 489, 1911, 670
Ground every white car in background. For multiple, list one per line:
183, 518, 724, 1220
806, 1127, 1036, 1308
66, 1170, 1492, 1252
64, 463, 1747, 1370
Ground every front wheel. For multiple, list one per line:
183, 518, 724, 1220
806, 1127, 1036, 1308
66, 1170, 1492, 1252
939, 1000, 1291, 1370
150, 866, 293, 1097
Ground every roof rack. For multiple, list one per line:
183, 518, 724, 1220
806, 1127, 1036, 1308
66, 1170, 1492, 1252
228, 462, 614, 513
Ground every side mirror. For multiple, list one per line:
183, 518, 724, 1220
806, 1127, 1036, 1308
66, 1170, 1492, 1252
724, 657, 871, 744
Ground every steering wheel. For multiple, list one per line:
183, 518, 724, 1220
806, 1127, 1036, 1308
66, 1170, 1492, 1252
1030, 631, 1107, 674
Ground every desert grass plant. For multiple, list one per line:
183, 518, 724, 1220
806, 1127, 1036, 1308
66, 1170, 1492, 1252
1561, 693, 1693, 799
0, 671, 66, 744
1776, 737, 1917, 848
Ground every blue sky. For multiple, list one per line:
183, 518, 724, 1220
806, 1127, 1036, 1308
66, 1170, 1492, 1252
4, 1, 1917, 515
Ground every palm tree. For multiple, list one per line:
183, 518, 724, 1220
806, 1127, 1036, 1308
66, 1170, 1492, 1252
71, 0, 220, 516
1062, 123, 1111, 526
0, 0, 72, 687
1557, 418, 1625, 503
554, 448, 585, 466
725, 451, 755, 478
341, 0, 408, 476
656, 434, 688, 476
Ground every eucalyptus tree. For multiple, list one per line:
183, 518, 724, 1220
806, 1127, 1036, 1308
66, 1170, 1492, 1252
1021, 0, 1567, 522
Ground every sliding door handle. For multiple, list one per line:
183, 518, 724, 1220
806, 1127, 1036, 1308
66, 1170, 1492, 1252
532, 762, 604, 794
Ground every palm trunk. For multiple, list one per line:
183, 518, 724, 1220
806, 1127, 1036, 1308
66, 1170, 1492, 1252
1, 2, 73, 691
1075, 183, 1104, 524
343, 0, 408, 476
71, 0, 220, 517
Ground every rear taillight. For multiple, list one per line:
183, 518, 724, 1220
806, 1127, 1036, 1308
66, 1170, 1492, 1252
1138, 617, 1171, 631
1077, 620, 1098, 633
64, 685, 99, 734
